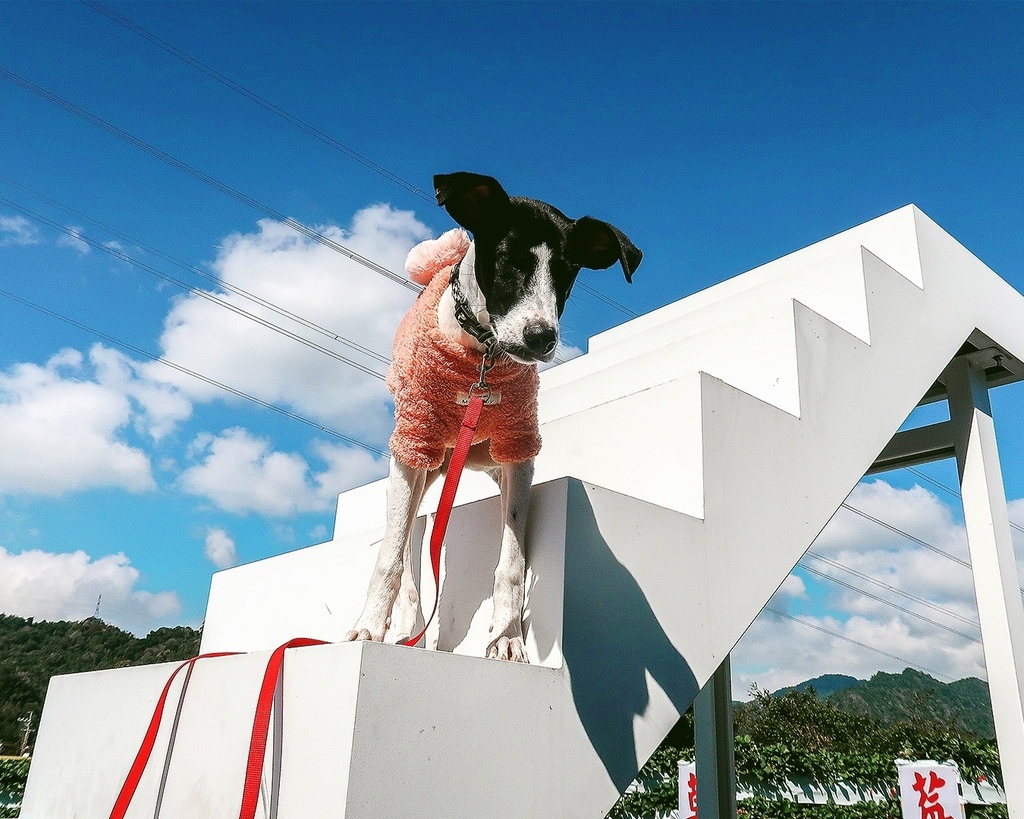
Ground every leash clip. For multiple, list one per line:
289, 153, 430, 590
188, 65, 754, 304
457, 352, 501, 406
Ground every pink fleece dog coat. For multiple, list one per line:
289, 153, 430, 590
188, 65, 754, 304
387, 229, 542, 471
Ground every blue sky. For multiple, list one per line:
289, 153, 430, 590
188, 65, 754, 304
2, 1, 1023, 695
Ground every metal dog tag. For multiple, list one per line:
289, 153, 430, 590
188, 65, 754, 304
456, 390, 501, 406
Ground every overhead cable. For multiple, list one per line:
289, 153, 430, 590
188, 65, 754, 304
0, 65, 419, 293
0, 286, 390, 459
802, 551, 980, 629
0, 196, 389, 382
73, 6, 643, 320
840, 501, 972, 569
763, 606, 954, 683
795, 561, 981, 643
907, 465, 1024, 536
0, 174, 391, 366
81, 0, 437, 205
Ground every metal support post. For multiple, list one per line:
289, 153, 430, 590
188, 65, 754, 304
694, 654, 737, 819
946, 357, 1024, 813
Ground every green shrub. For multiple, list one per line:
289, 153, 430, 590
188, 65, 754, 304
0, 756, 29, 818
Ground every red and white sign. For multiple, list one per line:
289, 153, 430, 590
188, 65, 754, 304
897, 761, 965, 819
678, 760, 697, 819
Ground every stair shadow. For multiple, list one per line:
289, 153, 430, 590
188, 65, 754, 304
562, 481, 699, 792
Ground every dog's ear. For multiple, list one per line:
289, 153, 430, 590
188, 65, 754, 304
433, 172, 513, 235
565, 217, 643, 283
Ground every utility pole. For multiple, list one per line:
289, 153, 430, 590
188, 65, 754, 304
18, 712, 33, 756
94, 594, 102, 619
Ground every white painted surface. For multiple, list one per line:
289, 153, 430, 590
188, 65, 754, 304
23, 205, 1024, 817
948, 359, 1024, 814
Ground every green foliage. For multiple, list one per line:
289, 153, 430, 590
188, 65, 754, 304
1, 756, 30, 817
0, 614, 201, 755
608, 686, 1003, 819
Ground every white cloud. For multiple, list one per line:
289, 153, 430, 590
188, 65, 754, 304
0, 347, 156, 496
57, 225, 90, 255
733, 607, 986, 699
731, 478, 1006, 698
774, 573, 808, 603
0, 344, 192, 496
540, 340, 585, 372
178, 427, 386, 516
0, 546, 182, 635
204, 527, 239, 569
814, 480, 976, 608
0, 214, 41, 246
88, 344, 192, 440
148, 207, 431, 442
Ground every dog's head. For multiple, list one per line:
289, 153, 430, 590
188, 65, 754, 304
435, 172, 642, 364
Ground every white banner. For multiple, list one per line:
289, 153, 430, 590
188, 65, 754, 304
678, 760, 697, 819
896, 760, 965, 819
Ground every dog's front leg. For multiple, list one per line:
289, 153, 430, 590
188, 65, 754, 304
486, 458, 534, 662
344, 459, 429, 643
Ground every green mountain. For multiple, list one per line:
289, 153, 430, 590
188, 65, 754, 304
772, 673, 863, 699
825, 667, 994, 739
0, 614, 201, 754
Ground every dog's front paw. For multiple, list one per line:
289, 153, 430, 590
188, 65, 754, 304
343, 621, 387, 643
486, 632, 529, 663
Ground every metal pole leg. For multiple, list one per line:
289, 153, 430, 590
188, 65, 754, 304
947, 357, 1024, 813
694, 654, 737, 819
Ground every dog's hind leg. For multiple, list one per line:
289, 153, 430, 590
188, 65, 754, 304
485, 458, 534, 663
344, 459, 433, 643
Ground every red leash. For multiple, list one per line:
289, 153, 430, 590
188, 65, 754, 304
238, 637, 328, 819
111, 393, 487, 818
109, 652, 240, 819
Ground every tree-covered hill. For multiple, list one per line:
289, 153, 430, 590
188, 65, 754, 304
0, 614, 201, 754
823, 668, 994, 739
611, 685, 1004, 819
772, 673, 863, 699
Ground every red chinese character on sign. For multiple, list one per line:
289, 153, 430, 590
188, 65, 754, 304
685, 771, 697, 819
912, 771, 954, 819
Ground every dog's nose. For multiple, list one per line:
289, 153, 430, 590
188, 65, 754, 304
523, 323, 558, 358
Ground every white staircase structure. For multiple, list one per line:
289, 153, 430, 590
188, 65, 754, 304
21, 205, 1024, 817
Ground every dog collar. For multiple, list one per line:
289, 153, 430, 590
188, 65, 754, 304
450, 261, 499, 359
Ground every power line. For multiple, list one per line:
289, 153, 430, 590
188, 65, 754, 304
0, 64, 419, 293
0, 177, 574, 372
802, 551, 980, 629
82, 0, 437, 206
847, 477, 1024, 595
2, 62, 638, 328
907, 465, 1024, 537
763, 606, 954, 683
0, 286, 390, 459
0, 174, 392, 367
906, 467, 962, 501
74, 4, 643, 321
840, 501, 972, 569
0, 196, 389, 382
795, 561, 981, 643
0, 174, 577, 370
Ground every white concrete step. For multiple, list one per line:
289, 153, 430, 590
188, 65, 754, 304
542, 244, 874, 392
23, 479, 709, 819
581, 204, 923, 357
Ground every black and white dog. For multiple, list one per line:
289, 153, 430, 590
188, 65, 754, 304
344, 172, 642, 662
